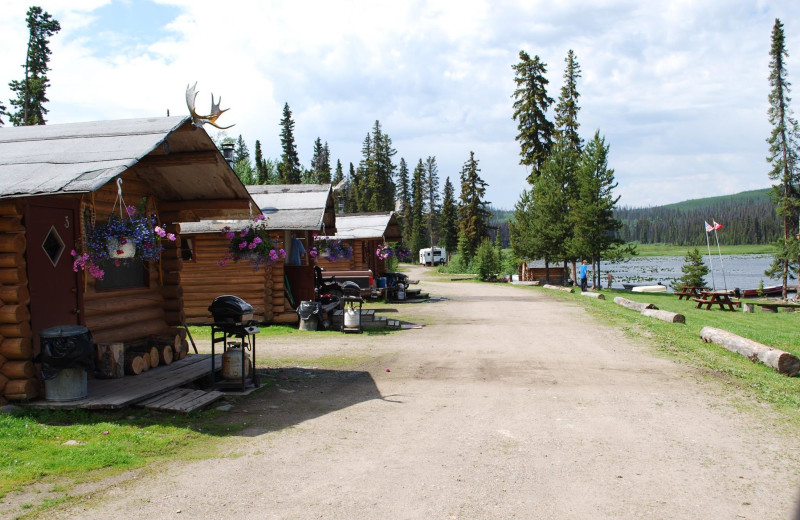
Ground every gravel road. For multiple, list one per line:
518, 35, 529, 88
18, 264, 800, 519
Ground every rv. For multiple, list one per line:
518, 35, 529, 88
419, 247, 447, 266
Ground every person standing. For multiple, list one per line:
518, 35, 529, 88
606, 272, 614, 289
579, 260, 589, 291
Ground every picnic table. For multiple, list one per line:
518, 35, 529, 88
693, 290, 740, 311
676, 286, 703, 300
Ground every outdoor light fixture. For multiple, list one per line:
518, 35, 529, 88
221, 142, 235, 169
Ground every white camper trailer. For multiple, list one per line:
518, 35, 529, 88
419, 247, 447, 266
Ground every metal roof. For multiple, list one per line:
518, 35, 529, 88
181, 184, 337, 235
0, 116, 254, 220
334, 212, 402, 241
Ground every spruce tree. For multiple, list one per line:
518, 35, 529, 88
439, 177, 459, 253
0, 100, 7, 127
310, 137, 325, 183
510, 189, 538, 263
410, 159, 428, 255
278, 103, 301, 183
425, 156, 441, 250
766, 18, 800, 298
8, 6, 61, 126
254, 140, 267, 184
333, 159, 344, 185
554, 50, 583, 155
677, 248, 709, 289
457, 151, 492, 261
233, 135, 250, 164
511, 51, 554, 182
397, 158, 412, 246
366, 121, 397, 211
345, 162, 360, 212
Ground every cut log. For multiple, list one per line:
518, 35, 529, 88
0, 233, 25, 254
124, 353, 147, 375
0, 360, 36, 379
0, 284, 30, 305
641, 309, 685, 324
4, 378, 38, 400
158, 345, 173, 366
0, 266, 27, 285
148, 346, 159, 368
0, 304, 30, 324
543, 284, 574, 293
0, 337, 32, 360
0, 217, 24, 233
0, 373, 7, 393
700, 326, 800, 376
0, 252, 24, 268
96, 342, 125, 379
580, 291, 605, 300
614, 297, 658, 312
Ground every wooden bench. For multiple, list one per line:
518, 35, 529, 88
750, 302, 800, 313
693, 290, 739, 311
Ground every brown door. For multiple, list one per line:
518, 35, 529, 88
25, 199, 81, 355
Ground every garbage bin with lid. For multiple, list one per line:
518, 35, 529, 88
40, 325, 94, 401
297, 301, 320, 331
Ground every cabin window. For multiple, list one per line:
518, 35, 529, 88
181, 237, 195, 262
95, 259, 149, 290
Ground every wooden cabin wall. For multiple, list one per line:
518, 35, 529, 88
0, 199, 36, 402
181, 232, 277, 324
519, 264, 566, 285
81, 172, 174, 344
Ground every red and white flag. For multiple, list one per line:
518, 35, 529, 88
713, 220, 722, 230
705, 221, 713, 233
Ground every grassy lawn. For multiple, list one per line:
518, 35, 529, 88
632, 243, 776, 256
528, 284, 800, 426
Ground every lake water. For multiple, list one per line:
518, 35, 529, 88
600, 254, 792, 292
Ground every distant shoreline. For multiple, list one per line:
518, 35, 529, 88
630, 243, 776, 257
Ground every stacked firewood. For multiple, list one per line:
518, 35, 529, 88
96, 332, 190, 377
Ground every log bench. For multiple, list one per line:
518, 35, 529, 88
751, 302, 800, 313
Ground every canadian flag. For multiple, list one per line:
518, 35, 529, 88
713, 220, 722, 230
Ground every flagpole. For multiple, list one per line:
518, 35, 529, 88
714, 227, 727, 291
705, 225, 716, 291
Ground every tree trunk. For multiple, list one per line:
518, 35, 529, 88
613, 297, 658, 312
700, 326, 800, 376
641, 309, 685, 324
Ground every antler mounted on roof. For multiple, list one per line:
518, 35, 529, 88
186, 82, 234, 129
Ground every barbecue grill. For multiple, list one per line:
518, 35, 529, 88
206, 295, 259, 390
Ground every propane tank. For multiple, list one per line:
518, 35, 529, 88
396, 283, 406, 300
344, 305, 360, 328
222, 343, 251, 381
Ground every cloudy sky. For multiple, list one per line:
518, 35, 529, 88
1, 0, 798, 209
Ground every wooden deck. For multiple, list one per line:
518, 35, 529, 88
27, 354, 221, 410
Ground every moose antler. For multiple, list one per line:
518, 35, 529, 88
185, 82, 234, 129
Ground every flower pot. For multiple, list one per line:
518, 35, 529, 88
107, 237, 136, 259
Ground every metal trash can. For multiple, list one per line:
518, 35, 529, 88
297, 301, 320, 331
40, 325, 94, 402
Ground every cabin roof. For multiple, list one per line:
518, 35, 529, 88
180, 184, 337, 235
0, 116, 254, 220
334, 212, 402, 241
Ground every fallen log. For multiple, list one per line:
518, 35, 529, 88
700, 326, 800, 376
543, 284, 574, 293
580, 291, 605, 300
614, 297, 658, 312
641, 309, 685, 324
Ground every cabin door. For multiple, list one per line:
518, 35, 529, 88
25, 199, 81, 355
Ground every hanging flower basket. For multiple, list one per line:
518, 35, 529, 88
106, 236, 136, 259
309, 235, 352, 262
218, 215, 286, 269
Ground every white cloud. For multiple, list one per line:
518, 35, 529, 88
0, 0, 798, 209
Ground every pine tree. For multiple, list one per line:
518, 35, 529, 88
457, 151, 492, 261
439, 177, 458, 253
234, 135, 250, 165
554, 50, 583, 155
278, 103, 301, 183
511, 51, 554, 182
366, 121, 397, 211
310, 137, 325, 183
345, 162, 360, 213
0, 100, 7, 127
254, 140, 267, 184
766, 18, 800, 298
425, 156, 441, 250
410, 159, 428, 254
8, 6, 61, 126
396, 158, 412, 245
677, 248, 709, 289
510, 189, 538, 262
333, 159, 344, 185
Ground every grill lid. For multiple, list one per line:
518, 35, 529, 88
208, 295, 253, 316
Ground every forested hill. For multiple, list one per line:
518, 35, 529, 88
614, 188, 781, 246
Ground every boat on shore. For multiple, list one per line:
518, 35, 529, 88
623, 282, 664, 291
739, 285, 793, 298
631, 284, 667, 293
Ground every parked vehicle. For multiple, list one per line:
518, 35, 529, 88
419, 247, 447, 266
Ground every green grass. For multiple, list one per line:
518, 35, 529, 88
533, 285, 800, 424
631, 243, 776, 256
0, 407, 244, 500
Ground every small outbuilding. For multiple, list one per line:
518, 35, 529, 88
0, 116, 254, 403
318, 212, 402, 278
518, 259, 568, 285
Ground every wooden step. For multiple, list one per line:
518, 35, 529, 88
136, 388, 225, 413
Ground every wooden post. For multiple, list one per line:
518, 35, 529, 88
700, 326, 800, 376
96, 343, 125, 379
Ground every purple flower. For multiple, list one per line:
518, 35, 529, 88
252, 237, 262, 245
239, 241, 248, 250
269, 250, 278, 260
126, 205, 136, 217
166, 233, 176, 241
154, 226, 166, 238
225, 232, 235, 240
248, 242, 258, 250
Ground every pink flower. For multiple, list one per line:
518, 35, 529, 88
269, 250, 278, 260
279, 249, 286, 257
240, 228, 249, 237
239, 241, 248, 250
154, 226, 166, 238
257, 214, 266, 221
252, 237, 262, 245
166, 233, 176, 241
126, 205, 136, 217
225, 232, 235, 240
248, 242, 257, 250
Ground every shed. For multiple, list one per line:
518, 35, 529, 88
317, 212, 402, 278
180, 184, 337, 324
0, 116, 254, 402
518, 259, 568, 285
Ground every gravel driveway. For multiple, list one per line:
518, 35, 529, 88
34, 265, 800, 519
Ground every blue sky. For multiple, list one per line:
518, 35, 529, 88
1, 0, 799, 210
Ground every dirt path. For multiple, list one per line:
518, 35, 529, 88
37, 265, 800, 518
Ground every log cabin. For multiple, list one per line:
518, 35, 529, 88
316, 212, 402, 279
518, 259, 568, 285
180, 184, 337, 325
0, 116, 255, 402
